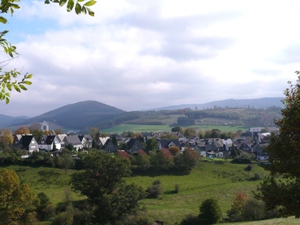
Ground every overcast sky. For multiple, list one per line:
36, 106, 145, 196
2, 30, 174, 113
1, 0, 299, 117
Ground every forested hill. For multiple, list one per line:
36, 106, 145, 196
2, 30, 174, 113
9, 100, 125, 130
152, 97, 284, 111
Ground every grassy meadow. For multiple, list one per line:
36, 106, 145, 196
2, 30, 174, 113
1, 159, 282, 225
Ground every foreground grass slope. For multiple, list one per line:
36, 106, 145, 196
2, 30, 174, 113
2, 160, 297, 225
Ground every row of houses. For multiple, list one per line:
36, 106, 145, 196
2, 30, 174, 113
12, 125, 274, 160
13, 134, 93, 153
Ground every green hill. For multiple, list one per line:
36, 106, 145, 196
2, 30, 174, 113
10, 100, 125, 131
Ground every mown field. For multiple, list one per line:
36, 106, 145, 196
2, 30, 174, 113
3, 159, 295, 224
102, 124, 249, 134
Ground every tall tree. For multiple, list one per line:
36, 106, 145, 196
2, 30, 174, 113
0, 0, 96, 103
255, 73, 300, 217
70, 151, 146, 224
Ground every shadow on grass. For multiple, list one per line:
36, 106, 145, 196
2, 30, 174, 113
131, 167, 190, 177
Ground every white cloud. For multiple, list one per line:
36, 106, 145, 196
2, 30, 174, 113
1, 0, 299, 117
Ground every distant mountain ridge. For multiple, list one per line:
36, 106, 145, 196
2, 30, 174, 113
2, 97, 284, 131
151, 97, 284, 111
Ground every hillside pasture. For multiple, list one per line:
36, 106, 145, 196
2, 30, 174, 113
127, 160, 269, 224
102, 123, 249, 134
1, 160, 275, 225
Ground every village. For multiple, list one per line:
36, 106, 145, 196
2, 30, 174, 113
9, 120, 277, 161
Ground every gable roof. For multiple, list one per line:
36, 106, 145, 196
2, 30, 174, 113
64, 135, 82, 145
40, 135, 56, 145
159, 139, 181, 148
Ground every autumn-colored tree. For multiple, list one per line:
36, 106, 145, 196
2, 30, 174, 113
169, 146, 180, 156
160, 133, 178, 139
44, 130, 55, 135
198, 130, 205, 138
150, 148, 174, 170
54, 128, 63, 134
0, 169, 36, 224
183, 127, 196, 138
175, 148, 199, 173
117, 150, 130, 161
227, 192, 247, 222
15, 126, 30, 135
0, 128, 13, 148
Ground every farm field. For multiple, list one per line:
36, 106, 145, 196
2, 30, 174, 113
2, 159, 275, 225
102, 123, 249, 134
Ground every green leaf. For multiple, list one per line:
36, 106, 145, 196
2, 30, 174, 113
81, 6, 87, 14
67, 0, 75, 12
26, 74, 33, 79
87, 8, 94, 17
10, 4, 20, 9
7, 83, 11, 91
0, 17, 7, 24
13, 85, 20, 92
19, 84, 27, 91
84, 0, 97, 7
5, 97, 9, 104
75, 3, 81, 14
23, 81, 32, 85
59, 0, 68, 7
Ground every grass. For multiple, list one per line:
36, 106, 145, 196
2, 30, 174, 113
1, 160, 294, 225
102, 124, 249, 134
5, 165, 84, 205
102, 124, 172, 133
125, 160, 269, 224
218, 217, 299, 225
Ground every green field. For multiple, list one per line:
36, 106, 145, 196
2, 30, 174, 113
102, 124, 249, 134
1, 159, 279, 225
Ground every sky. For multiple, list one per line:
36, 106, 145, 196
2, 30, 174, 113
1, 0, 300, 117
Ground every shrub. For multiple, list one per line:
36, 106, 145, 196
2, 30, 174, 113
36, 192, 56, 221
226, 192, 247, 222
199, 198, 222, 224
251, 173, 262, 181
179, 214, 200, 225
240, 199, 265, 221
231, 158, 252, 164
146, 180, 163, 198
244, 164, 253, 171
